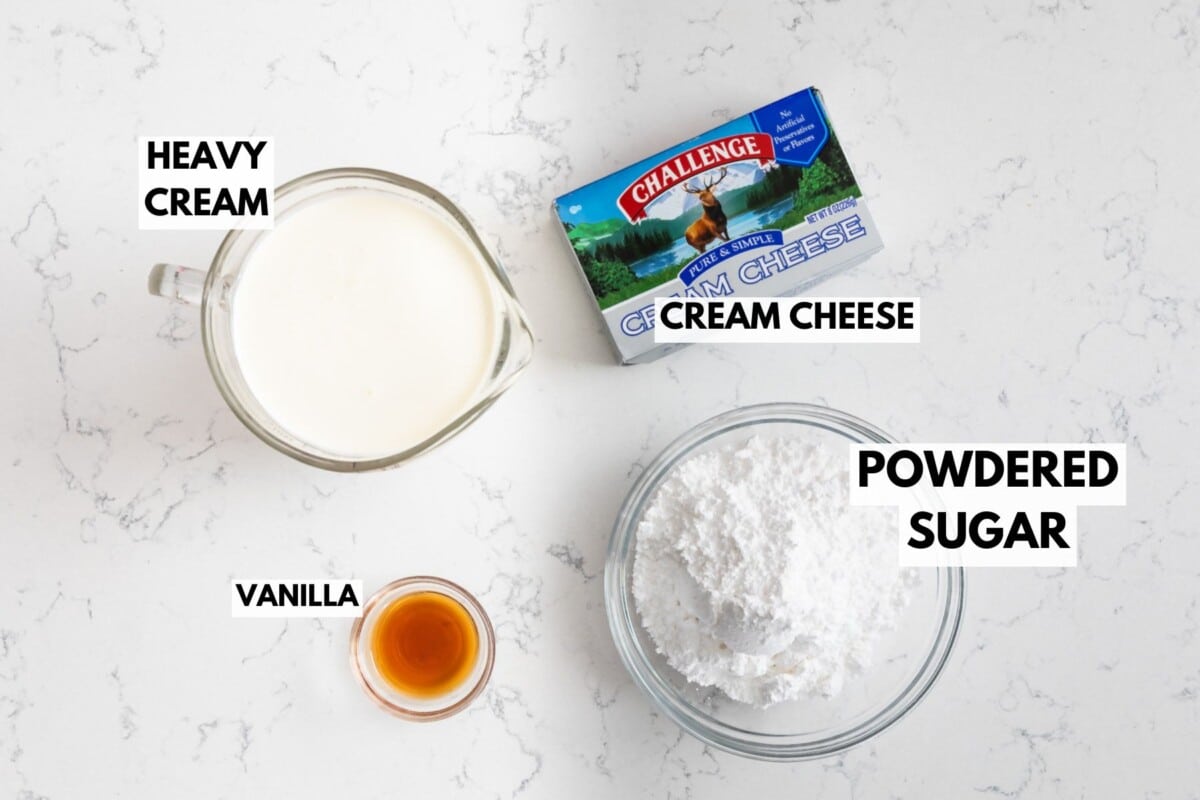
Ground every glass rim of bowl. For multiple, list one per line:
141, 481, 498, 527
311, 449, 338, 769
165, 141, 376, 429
349, 575, 496, 721
603, 402, 966, 761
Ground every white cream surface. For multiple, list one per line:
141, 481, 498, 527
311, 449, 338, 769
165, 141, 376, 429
231, 189, 497, 459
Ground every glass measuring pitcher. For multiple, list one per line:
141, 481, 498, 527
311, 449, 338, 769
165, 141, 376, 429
148, 168, 534, 472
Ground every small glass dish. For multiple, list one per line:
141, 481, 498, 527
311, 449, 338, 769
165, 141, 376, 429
604, 403, 966, 761
350, 576, 495, 721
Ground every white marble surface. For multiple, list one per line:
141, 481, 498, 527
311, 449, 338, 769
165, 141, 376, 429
2, 0, 1198, 796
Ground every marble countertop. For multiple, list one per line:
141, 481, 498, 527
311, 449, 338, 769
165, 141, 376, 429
3, 0, 1198, 796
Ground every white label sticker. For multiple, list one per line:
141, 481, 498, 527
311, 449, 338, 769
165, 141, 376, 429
849, 443, 1127, 568
653, 297, 920, 344
138, 136, 274, 230
231, 579, 363, 618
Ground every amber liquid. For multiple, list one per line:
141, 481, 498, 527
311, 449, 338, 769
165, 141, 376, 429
370, 591, 479, 698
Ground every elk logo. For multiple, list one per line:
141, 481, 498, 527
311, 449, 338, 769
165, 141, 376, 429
681, 167, 731, 254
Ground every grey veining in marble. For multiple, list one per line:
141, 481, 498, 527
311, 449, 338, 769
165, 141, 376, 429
2, 0, 1198, 797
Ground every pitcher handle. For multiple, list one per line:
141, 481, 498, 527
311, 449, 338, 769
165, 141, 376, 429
148, 263, 206, 306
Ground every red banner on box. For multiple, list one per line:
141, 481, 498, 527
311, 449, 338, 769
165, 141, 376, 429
616, 133, 775, 223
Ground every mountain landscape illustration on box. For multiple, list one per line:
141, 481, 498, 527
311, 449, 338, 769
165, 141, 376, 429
555, 96, 862, 311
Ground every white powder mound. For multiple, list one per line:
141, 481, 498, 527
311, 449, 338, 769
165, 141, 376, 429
632, 434, 918, 707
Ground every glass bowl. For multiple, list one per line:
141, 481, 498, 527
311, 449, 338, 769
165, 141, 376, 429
350, 576, 495, 721
604, 403, 965, 761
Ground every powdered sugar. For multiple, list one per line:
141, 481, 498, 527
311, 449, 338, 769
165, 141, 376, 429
632, 434, 918, 707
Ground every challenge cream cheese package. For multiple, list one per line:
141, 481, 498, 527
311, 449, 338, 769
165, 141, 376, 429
554, 88, 883, 364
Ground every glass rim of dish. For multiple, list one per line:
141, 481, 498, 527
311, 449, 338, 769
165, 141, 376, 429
603, 402, 966, 761
349, 575, 496, 721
